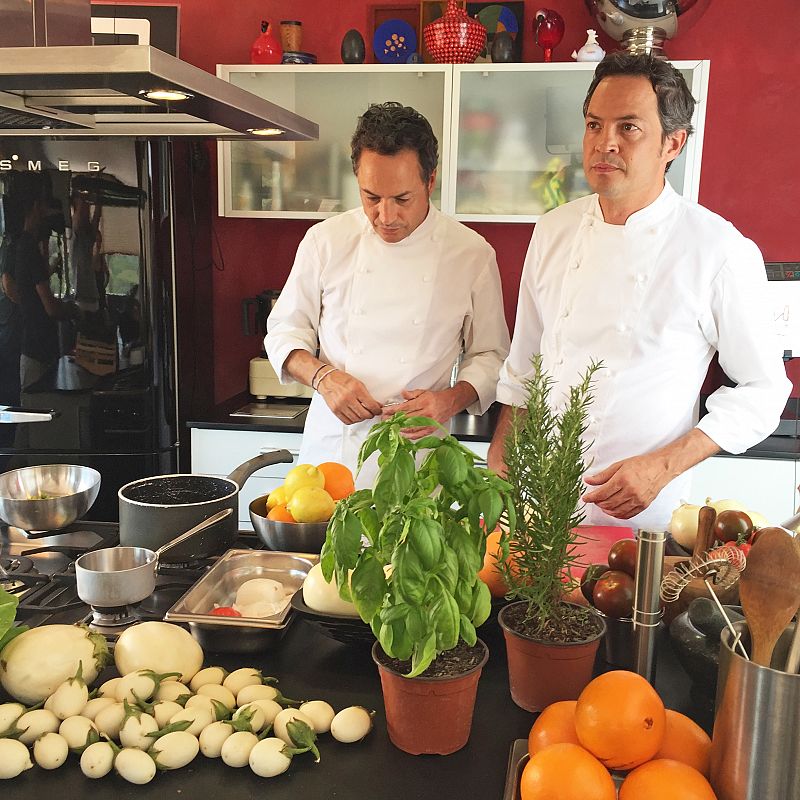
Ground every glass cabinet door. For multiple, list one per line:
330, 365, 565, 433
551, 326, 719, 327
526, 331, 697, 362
217, 65, 451, 219
449, 61, 708, 222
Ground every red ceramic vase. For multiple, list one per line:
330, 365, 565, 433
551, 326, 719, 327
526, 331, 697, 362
250, 20, 283, 65
423, 0, 486, 64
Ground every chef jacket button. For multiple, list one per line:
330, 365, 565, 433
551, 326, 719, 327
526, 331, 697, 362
399, 356, 408, 364
413, 318, 422, 326
572, 261, 581, 270
562, 308, 570, 318
636, 273, 647, 284
354, 347, 363, 355
617, 322, 628, 334
588, 415, 597, 425
555, 357, 564, 366
354, 308, 363, 316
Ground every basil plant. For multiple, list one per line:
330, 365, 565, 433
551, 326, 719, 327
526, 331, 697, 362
320, 413, 516, 678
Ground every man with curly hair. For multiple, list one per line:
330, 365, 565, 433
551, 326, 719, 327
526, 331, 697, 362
266, 102, 509, 485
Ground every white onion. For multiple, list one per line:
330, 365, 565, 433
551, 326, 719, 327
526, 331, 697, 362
668, 502, 701, 551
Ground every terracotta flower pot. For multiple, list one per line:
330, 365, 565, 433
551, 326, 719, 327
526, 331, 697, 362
372, 639, 489, 755
498, 601, 606, 712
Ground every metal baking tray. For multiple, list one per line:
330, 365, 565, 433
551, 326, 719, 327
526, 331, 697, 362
503, 739, 623, 799
165, 549, 318, 653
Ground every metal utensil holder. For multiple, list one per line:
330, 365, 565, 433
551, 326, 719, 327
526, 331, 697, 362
632, 529, 665, 684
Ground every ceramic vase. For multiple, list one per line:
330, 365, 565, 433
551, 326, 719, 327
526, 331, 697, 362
250, 20, 283, 65
533, 8, 565, 62
423, 0, 486, 64
490, 30, 515, 62
341, 28, 366, 64
372, 639, 488, 755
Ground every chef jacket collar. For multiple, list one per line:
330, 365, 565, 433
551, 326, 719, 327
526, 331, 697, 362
359, 202, 440, 246
589, 181, 679, 231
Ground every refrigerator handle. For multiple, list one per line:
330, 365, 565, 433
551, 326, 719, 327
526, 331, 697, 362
0, 407, 59, 423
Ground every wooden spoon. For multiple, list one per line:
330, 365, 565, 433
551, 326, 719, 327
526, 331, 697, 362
738, 527, 800, 667
693, 505, 717, 559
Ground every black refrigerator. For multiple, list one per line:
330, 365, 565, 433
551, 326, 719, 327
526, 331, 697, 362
0, 138, 208, 520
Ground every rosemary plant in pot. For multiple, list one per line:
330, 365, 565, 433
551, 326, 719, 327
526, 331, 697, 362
497, 355, 606, 712
321, 412, 515, 755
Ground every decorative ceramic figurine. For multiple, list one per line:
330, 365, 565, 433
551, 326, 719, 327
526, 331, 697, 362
423, 0, 486, 64
533, 8, 565, 62
491, 30, 515, 63
341, 29, 366, 63
250, 21, 283, 65
572, 29, 605, 62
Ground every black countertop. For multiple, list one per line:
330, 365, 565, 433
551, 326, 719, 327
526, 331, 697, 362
0, 609, 705, 800
187, 394, 800, 459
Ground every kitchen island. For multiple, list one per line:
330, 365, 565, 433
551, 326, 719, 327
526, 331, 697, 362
0, 606, 703, 800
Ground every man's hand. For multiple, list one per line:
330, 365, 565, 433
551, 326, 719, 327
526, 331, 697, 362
381, 388, 457, 439
318, 370, 382, 425
582, 453, 672, 519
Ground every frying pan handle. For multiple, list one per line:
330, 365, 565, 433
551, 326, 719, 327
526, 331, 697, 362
226, 450, 294, 487
154, 508, 233, 561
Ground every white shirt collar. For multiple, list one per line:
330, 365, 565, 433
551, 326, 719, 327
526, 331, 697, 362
590, 181, 679, 230
360, 203, 439, 246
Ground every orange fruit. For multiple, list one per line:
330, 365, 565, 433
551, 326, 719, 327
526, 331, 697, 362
574, 670, 665, 770
478, 529, 509, 598
653, 709, 712, 777
267, 503, 295, 523
528, 701, 580, 756
520, 743, 616, 800
619, 758, 717, 800
317, 462, 355, 501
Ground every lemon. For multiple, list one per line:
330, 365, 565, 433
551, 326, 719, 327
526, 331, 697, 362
283, 464, 325, 499
286, 486, 335, 523
266, 485, 288, 511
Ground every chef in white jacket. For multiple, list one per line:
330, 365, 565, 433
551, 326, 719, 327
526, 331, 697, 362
488, 53, 791, 530
266, 102, 510, 486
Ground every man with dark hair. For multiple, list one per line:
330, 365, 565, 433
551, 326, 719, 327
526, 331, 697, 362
488, 53, 790, 529
266, 102, 509, 485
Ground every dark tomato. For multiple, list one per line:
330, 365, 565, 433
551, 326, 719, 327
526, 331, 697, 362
592, 570, 635, 619
580, 563, 610, 604
713, 510, 753, 544
210, 606, 242, 617
607, 539, 637, 578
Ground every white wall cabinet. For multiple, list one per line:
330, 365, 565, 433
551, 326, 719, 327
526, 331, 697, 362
687, 456, 798, 527
191, 428, 302, 530
217, 60, 709, 223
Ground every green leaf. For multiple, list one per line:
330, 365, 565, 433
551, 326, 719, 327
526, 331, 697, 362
373, 449, 415, 514
0, 590, 19, 649
380, 602, 410, 623
460, 615, 477, 647
470, 580, 492, 627
413, 435, 446, 450
439, 548, 459, 594
405, 606, 427, 642
455, 580, 473, 614
407, 517, 442, 571
0, 625, 27, 653
394, 547, 426, 605
333, 510, 363, 573
391, 621, 413, 661
436, 445, 468, 488
431, 590, 459, 651
378, 621, 394, 656
350, 552, 387, 623
358, 507, 379, 546
479, 488, 504, 535
407, 632, 437, 678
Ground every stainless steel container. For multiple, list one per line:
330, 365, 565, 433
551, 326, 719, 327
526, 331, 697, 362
710, 621, 800, 800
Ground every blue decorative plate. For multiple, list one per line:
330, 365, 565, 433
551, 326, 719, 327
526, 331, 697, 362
372, 19, 417, 64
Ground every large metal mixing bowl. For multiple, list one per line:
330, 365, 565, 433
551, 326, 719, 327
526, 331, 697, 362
0, 464, 101, 530
249, 494, 328, 553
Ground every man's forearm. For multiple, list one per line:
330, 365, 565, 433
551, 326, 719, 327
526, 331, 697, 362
283, 349, 327, 387
487, 404, 520, 474
444, 381, 479, 418
656, 427, 720, 481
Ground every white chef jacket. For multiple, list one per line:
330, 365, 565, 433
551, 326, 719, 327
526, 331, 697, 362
265, 204, 510, 486
497, 183, 791, 530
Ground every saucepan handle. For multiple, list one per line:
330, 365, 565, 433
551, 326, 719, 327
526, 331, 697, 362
226, 450, 294, 487
154, 508, 233, 562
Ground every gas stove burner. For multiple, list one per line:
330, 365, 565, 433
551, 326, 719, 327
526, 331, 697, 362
88, 605, 135, 631
0, 555, 34, 574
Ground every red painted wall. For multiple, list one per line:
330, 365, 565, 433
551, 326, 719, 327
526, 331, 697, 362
163, 0, 800, 403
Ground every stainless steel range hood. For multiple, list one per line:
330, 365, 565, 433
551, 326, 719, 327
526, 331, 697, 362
0, 0, 318, 141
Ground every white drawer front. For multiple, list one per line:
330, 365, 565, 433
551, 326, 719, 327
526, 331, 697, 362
191, 428, 302, 477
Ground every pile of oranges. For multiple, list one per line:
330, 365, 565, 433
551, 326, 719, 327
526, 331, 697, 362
521, 670, 716, 800
265, 462, 355, 524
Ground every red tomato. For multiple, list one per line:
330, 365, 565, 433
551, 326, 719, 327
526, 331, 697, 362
210, 606, 242, 617
737, 542, 752, 557
607, 539, 637, 578
592, 570, 635, 619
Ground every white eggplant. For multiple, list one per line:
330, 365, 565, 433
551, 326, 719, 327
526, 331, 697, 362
94, 701, 126, 740
119, 711, 158, 750
197, 682, 236, 710
189, 666, 227, 692
114, 621, 203, 682
236, 684, 278, 706
80, 740, 116, 779
249, 737, 293, 778
0, 625, 108, 704
17, 708, 60, 745
115, 747, 156, 784
98, 676, 122, 698
299, 700, 335, 734
47, 665, 90, 720
222, 667, 262, 696
33, 731, 69, 769
330, 706, 374, 743
250, 698, 282, 726
81, 696, 116, 721
220, 730, 258, 768
150, 730, 200, 770
273, 708, 314, 745
168, 705, 213, 736
152, 700, 184, 729
231, 702, 267, 734
59, 715, 99, 750
198, 721, 234, 758
0, 702, 25, 736
0, 738, 34, 778
154, 680, 192, 703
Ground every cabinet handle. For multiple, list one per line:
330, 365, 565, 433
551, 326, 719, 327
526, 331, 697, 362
259, 447, 300, 457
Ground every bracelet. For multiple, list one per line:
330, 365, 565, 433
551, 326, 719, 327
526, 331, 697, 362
310, 363, 328, 389
314, 367, 338, 391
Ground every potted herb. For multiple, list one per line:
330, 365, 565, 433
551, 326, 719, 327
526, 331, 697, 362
497, 354, 606, 712
321, 413, 515, 755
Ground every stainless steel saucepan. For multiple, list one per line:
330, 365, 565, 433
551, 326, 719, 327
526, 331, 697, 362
74, 508, 233, 608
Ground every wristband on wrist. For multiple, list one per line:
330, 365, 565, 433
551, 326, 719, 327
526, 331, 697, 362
310, 363, 327, 389
314, 367, 338, 391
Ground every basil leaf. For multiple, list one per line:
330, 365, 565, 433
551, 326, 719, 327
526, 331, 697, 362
479, 488, 504, 534
357, 507, 379, 546
470, 580, 492, 627
378, 621, 394, 657
391, 622, 413, 662
407, 517, 442, 571
350, 552, 387, 623
436, 445, 468, 488
394, 547, 426, 605
405, 606, 427, 642
460, 615, 477, 647
408, 631, 437, 678
0, 590, 19, 647
373, 449, 414, 515
439, 548, 459, 594
333, 510, 363, 572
